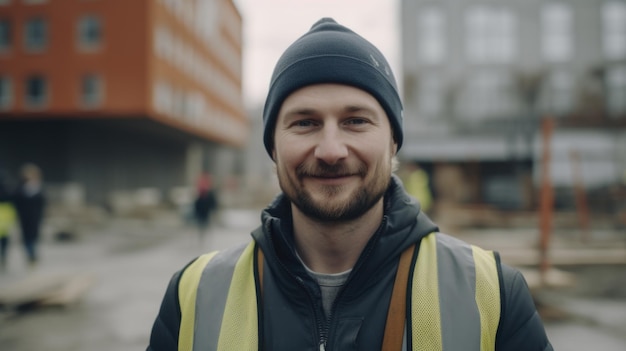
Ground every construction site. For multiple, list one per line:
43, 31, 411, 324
1, 0, 625, 349
0, 174, 624, 350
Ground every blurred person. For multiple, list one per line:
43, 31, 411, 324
13, 163, 46, 267
193, 172, 218, 240
401, 162, 433, 214
0, 169, 16, 270
148, 18, 552, 351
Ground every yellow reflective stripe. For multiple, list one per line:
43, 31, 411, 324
217, 242, 259, 350
472, 246, 501, 351
411, 233, 442, 350
178, 251, 219, 351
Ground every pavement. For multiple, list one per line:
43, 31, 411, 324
0, 208, 625, 351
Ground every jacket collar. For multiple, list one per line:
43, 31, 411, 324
252, 175, 439, 293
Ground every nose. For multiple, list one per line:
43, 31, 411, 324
314, 125, 348, 165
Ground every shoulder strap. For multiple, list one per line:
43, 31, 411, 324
257, 246, 264, 298
381, 243, 416, 350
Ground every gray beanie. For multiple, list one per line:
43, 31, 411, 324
262, 17, 403, 157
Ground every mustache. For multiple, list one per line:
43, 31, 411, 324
296, 162, 367, 178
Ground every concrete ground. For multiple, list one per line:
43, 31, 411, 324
0, 208, 625, 350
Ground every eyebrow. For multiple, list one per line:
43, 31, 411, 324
343, 105, 377, 116
282, 104, 378, 119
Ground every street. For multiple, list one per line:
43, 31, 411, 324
0, 209, 625, 351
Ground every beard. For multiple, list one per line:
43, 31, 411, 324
277, 160, 391, 222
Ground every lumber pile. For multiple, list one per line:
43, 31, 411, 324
0, 272, 95, 310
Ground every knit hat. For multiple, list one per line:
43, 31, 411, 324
262, 17, 404, 157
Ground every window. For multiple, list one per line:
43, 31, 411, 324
24, 17, 47, 51
539, 71, 575, 116
78, 15, 102, 50
153, 80, 173, 114
22, 0, 47, 4
602, 2, 626, 60
194, 0, 218, 41
459, 71, 518, 120
465, 7, 516, 64
606, 65, 626, 117
154, 26, 173, 60
542, 3, 573, 62
25, 75, 47, 108
0, 76, 12, 109
81, 74, 103, 107
418, 8, 446, 64
417, 74, 444, 117
0, 19, 10, 51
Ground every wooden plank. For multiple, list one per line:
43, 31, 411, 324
518, 267, 576, 290
499, 248, 626, 266
39, 274, 95, 307
0, 272, 95, 308
0, 273, 67, 307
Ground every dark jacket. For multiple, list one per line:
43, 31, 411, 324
13, 184, 45, 242
148, 177, 552, 350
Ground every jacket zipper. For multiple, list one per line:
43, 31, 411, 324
321, 217, 388, 350
266, 226, 326, 349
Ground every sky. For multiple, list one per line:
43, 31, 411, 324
233, 0, 400, 109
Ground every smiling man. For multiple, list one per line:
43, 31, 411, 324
147, 18, 553, 351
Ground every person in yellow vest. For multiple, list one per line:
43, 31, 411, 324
401, 163, 433, 214
148, 18, 552, 351
0, 171, 16, 270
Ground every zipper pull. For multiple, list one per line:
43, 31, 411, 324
319, 342, 325, 351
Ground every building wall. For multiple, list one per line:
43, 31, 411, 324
149, 0, 248, 147
400, 0, 626, 210
0, 0, 149, 114
0, 0, 247, 209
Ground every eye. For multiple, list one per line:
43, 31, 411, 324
290, 119, 318, 129
345, 117, 369, 126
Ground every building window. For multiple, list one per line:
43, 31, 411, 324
78, 15, 102, 50
538, 71, 575, 116
459, 71, 518, 120
81, 74, 103, 107
25, 75, 47, 108
418, 8, 446, 64
465, 6, 516, 64
542, 3, 573, 62
606, 65, 626, 117
153, 80, 173, 114
417, 74, 444, 117
602, 1, 626, 60
24, 17, 47, 52
0, 19, 10, 51
0, 76, 12, 109
195, 0, 219, 41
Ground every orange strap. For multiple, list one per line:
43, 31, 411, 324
382, 244, 416, 350
257, 246, 264, 298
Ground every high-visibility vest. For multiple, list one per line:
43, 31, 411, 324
177, 232, 501, 351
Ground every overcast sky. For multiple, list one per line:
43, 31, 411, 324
234, 0, 400, 109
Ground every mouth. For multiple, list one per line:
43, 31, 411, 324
297, 163, 366, 183
308, 173, 354, 179
303, 173, 359, 187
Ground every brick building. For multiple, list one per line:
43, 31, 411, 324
0, 0, 248, 208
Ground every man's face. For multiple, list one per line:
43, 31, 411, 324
273, 84, 397, 222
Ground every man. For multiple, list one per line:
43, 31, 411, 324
148, 18, 553, 351
13, 163, 46, 267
